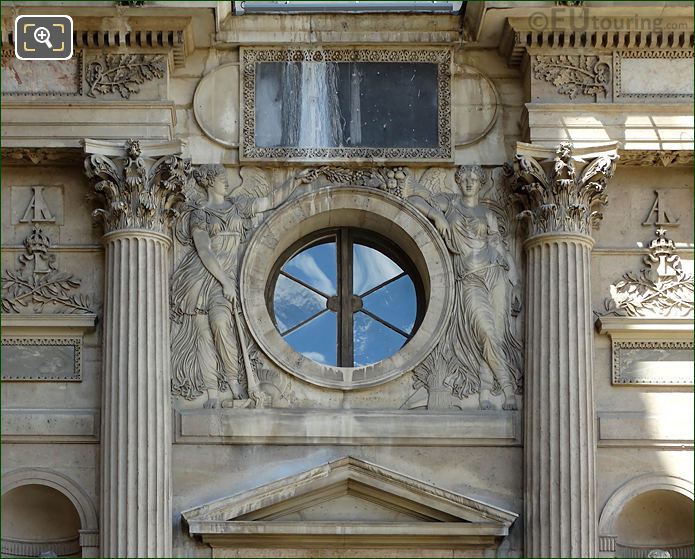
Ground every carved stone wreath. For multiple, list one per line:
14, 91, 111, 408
240, 47, 452, 161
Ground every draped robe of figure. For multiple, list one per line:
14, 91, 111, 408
170, 199, 253, 399
434, 194, 522, 398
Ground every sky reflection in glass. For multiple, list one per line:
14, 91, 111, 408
273, 274, 326, 333
363, 275, 416, 334
274, 234, 419, 367
353, 244, 403, 295
353, 312, 406, 367
283, 241, 337, 295
284, 311, 337, 366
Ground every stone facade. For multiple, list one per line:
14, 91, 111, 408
1, 2, 693, 558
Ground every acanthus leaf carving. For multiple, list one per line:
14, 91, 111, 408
533, 54, 610, 100
507, 142, 618, 237
85, 54, 165, 99
84, 139, 190, 234
1, 226, 92, 314
603, 228, 694, 318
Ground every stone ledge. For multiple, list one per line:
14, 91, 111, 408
597, 412, 694, 448
1, 408, 99, 443
174, 409, 520, 446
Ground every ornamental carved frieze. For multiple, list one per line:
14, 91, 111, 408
507, 142, 618, 237
84, 139, 190, 234
2, 226, 92, 314
532, 54, 610, 100
85, 54, 166, 99
603, 228, 694, 318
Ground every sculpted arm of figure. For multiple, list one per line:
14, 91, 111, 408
192, 229, 236, 304
409, 195, 450, 239
252, 177, 310, 214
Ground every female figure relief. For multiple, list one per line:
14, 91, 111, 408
410, 166, 522, 410
170, 165, 300, 408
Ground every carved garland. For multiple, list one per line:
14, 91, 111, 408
240, 47, 452, 160
532, 54, 610, 100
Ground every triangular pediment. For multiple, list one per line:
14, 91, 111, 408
182, 456, 518, 549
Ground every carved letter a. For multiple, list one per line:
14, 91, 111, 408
642, 190, 679, 227
20, 186, 55, 223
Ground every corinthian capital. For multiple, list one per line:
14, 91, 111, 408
506, 142, 619, 238
84, 139, 191, 235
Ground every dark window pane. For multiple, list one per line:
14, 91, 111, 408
353, 311, 407, 367
282, 241, 337, 295
284, 311, 337, 366
273, 275, 326, 333
255, 61, 438, 149
363, 274, 417, 335
353, 243, 403, 295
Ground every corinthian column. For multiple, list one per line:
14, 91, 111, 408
84, 139, 189, 558
508, 142, 618, 558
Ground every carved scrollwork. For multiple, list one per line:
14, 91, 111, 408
2, 227, 92, 314
603, 228, 694, 318
85, 54, 165, 98
507, 142, 618, 237
84, 139, 190, 234
294, 165, 409, 197
533, 54, 610, 100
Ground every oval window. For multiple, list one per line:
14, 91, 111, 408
268, 228, 424, 367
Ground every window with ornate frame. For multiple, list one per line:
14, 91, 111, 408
267, 227, 425, 367
240, 47, 452, 161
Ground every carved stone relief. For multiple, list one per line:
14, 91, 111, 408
85, 54, 166, 99
2, 226, 92, 314
170, 164, 308, 408
619, 150, 694, 167
532, 54, 610, 101
507, 141, 617, 236
603, 228, 694, 318
84, 139, 189, 234
404, 165, 523, 411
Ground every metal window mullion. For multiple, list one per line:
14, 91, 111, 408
338, 229, 354, 367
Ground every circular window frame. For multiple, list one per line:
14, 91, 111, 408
266, 227, 427, 368
240, 185, 454, 390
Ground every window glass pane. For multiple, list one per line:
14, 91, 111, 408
284, 311, 337, 366
362, 274, 417, 335
283, 241, 337, 295
273, 275, 326, 333
255, 61, 438, 149
353, 243, 403, 295
353, 311, 406, 367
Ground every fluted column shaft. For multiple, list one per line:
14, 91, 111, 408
524, 233, 596, 557
100, 230, 172, 557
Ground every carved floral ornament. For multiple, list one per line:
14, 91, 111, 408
506, 141, 618, 237
532, 54, 610, 100
1, 226, 92, 314
84, 139, 190, 234
603, 227, 694, 318
85, 54, 166, 99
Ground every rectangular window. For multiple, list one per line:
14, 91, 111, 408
241, 48, 452, 161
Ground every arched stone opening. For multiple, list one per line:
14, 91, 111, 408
1, 484, 81, 558
614, 490, 693, 558
599, 475, 694, 558
1, 469, 99, 558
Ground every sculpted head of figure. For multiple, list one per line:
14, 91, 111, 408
192, 164, 228, 198
455, 165, 487, 201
